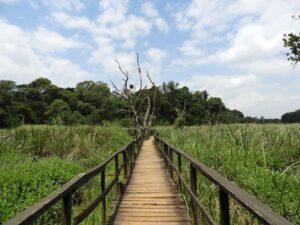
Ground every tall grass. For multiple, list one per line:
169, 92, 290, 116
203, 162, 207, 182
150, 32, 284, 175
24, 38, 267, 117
0, 125, 131, 224
158, 124, 300, 224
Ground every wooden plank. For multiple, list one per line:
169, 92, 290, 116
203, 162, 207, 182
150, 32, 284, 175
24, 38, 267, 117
111, 222, 190, 225
116, 212, 188, 218
122, 197, 182, 201
116, 208, 188, 213
118, 205, 186, 211
123, 193, 181, 198
114, 216, 190, 222
116, 201, 183, 206
112, 137, 190, 225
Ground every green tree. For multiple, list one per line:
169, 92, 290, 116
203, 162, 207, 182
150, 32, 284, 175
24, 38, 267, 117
0, 80, 19, 127
76, 81, 110, 107
45, 99, 70, 124
12, 102, 36, 124
77, 101, 95, 116
283, 15, 300, 65
187, 91, 209, 125
59, 89, 78, 110
281, 109, 300, 123
207, 97, 226, 124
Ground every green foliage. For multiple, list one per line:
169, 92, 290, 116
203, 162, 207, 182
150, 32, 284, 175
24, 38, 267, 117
1, 78, 288, 129
282, 109, 300, 123
283, 15, 300, 65
0, 125, 132, 223
158, 125, 300, 224
174, 113, 185, 129
77, 101, 95, 116
0, 157, 82, 224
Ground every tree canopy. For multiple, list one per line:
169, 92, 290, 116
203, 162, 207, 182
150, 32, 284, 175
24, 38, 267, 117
281, 109, 300, 123
283, 15, 300, 65
0, 78, 252, 128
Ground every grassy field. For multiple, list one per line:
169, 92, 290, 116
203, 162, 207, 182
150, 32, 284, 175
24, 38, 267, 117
1, 124, 299, 224
158, 124, 300, 224
0, 125, 132, 224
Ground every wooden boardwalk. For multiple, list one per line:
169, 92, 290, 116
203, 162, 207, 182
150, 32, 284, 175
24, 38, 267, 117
112, 137, 191, 225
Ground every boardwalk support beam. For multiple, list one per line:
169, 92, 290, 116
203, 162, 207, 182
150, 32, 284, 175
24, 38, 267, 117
219, 188, 230, 225
190, 163, 198, 225
101, 169, 106, 225
178, 153, 182, 192
115, 155, 119, 198
62, 193, 72, 225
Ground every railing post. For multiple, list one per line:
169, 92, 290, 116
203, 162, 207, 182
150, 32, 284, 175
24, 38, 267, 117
123, 151, 128, 179
219, 188, 230, 225
115, 155, 119, 197
130, 143, 134, 171
164, 144, 172, 177
101, 169, 106, 225
177, 153, 182, 192
134, 140, 137, 160
128, 145, 132, 173
169, 148, 174, 180
62, 193, 72, 225
190, 163, 198, 225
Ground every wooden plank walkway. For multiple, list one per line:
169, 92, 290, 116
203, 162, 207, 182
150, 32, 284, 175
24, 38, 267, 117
112, 136, 191, 225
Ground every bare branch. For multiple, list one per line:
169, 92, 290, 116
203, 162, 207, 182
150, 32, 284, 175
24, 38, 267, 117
143, 96, 151, 128
146, 71, 157, 127
136, 53, 143, 92
113, 53, 158, 137
134, 53, 144, 105
146, 71, 155, 86
110, 80, 120, 92
114, 57, 129, 77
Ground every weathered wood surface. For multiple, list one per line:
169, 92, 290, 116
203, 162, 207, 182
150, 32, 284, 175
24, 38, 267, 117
112, 137, 191, 225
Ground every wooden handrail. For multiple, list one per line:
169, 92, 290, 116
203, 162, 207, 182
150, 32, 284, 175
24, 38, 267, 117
154, 135, 293, 225
4, 136, 143, 225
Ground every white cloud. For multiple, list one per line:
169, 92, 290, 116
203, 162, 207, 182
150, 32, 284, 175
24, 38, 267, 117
235, 59, 297, 77
0, 19, 90, 87
52, 0, 170, 80
43, 57, 90, 87
174, 0, 300, 72
145, 48, 167, 64
42, 0, 84, 12
171, 0, 300, 117
179, 40, 205, 57
31, 27, 84, 53
142, 48, 168, 81
154, 18, 170, 33
52, 12, 92, 29
142, 2, 157, 18
141, 2, 170, 33
181, 74, 260, 98
95, 0, 151, 45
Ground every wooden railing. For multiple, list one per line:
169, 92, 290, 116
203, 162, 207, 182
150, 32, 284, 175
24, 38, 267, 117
154, 135, 293, 225
4, 136, 143, 225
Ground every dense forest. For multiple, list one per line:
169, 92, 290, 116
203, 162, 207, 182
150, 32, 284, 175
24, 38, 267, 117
0, 77, 296, 128
281, 109, 300, 123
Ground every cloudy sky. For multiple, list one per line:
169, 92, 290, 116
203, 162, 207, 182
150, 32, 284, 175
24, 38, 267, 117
0, 0, 300, 118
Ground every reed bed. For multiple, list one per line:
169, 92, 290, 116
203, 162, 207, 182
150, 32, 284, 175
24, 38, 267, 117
158, 124, 300, 224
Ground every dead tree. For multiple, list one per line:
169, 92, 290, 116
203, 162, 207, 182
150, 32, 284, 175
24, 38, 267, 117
111, 53, 157, 138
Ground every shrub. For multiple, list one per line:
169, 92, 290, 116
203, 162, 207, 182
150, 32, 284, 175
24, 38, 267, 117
0, 157, 82, 224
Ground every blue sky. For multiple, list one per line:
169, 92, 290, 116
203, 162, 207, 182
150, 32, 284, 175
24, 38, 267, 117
0, 0, 300, 118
